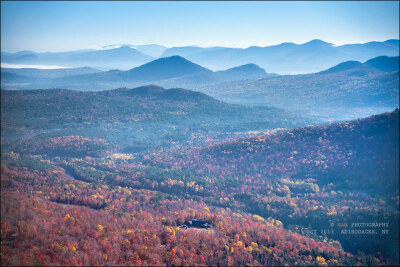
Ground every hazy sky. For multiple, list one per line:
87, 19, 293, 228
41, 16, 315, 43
1, 1, 399, 52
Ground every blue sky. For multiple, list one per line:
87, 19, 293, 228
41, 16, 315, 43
1, 1, 399, 52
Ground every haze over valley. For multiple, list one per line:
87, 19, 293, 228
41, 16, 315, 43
2, 48, 399, 121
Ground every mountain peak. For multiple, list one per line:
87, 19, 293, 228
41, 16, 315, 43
364, 56, 399, 72
303, 39, 333, 47
159, 55, 190, 62
116, 45, 134, 50
158, 88, 217, 103
318, 60, 364, 74
215, 63, 268, 81
125, 56, 211, 81
131, 55, 210, 71
221, 63, 266, 72
229, 63, 264, 71
318, 56, 399, 74
384, 39, 399, 45
125, 85, 166, 96
115, 85, 216, 103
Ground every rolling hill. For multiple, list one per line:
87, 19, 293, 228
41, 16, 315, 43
0, 72, 34, 84
1, 85, 312, 128
1, 85, 316, 151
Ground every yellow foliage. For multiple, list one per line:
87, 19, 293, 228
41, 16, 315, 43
166, 226, 176, 236
316, 256, 327, 266
97, 224, 104, 232
54, 242, 65, 251
261, 245, 273, 254
327, 207, 337, 216
276, 220, 283, 227
253, 214, 264, 222
245, 246, 253, 253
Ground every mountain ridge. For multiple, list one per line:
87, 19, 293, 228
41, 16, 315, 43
319, 56, 399, 74
1, 56, 271, 90
165, 39, 399, 73
2, 39, 398, 73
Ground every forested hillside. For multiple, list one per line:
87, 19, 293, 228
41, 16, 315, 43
2, 108, 398, 265
1, 86, 315, 153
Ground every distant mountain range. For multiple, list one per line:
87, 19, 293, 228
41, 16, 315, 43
2, 53, 398, 120
1, 56, 274, 90
160, 39, 399, 73
132, 44, 167, 58
199, 56, 399, 121
2, 39, 398, 74
319, 56, 399, 74
1, 46, 154, 70
1, 66, 101, 79
1, 54, 398, 122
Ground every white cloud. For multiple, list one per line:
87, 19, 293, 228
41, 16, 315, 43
1, 63, 72, 69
